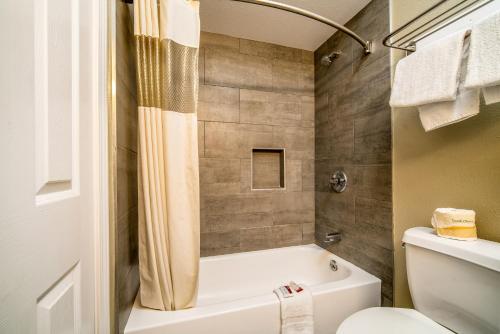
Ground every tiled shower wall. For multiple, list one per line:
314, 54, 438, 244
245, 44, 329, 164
114, 2, 139, 333
314, 0, 393, 305
198, 32, 316, 256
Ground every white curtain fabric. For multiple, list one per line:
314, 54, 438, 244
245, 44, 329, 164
134, 0, 200, 311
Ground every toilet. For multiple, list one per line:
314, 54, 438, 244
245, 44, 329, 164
337, 227, 500, 334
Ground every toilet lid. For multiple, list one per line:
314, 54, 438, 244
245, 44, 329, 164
337, 307, 453, 334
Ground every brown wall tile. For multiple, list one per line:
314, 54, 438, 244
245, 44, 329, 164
205, 122, 274, 159
198, 85, 239, 122
272, 191, 314, 225
239, 39, 276, 58
354, 109, 391, 164
200, 158, 241, 195
316, 190, 355, 226
200, 158, 241, 184
201, 31, 240, 51
274, 45, 303, 63
240, 90, 303, 127
117, 263, 139, 333
201, 193, 274, 217
205, 47, 273, 90
198, 32, 315, 256
273, 126, 314, 160
116, 81, 138, 153
302, 159, 315, 191
301, 50, 314, 64
314, 0, 392, 305
116, 206, 139, 295
201, 230, 241, 256
285, 159, 302, 192
199, 47, 205, 84
272, 224, 303, 247
114, 3, 139, 333
239, 224, 302, 251
116, 147, 138, 221
354, 165, 392, 202
200, 182, 241, 196
240, 226, 274, 251
201, 212, 273, 233
272, 60, 314, 96
355, 197, 392, 229
239, 158, 252, 193
300, 96, 315, 127
198, 120, 205, 157
302, 223, 315, 244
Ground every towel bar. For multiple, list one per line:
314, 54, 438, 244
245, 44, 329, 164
383, 0, 494, 52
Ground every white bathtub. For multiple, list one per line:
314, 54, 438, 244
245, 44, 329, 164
125, 244, 380, 334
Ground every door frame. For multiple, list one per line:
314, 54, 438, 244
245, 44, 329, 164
94, 0, 111, 332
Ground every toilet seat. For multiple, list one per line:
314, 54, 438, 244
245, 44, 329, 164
337, 307, 453, 334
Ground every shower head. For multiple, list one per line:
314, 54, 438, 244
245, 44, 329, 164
320, 51, 341, 66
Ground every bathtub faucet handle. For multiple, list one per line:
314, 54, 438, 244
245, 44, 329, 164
324, 232, 342, 244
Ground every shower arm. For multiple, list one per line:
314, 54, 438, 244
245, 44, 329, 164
229, 0, 372, 54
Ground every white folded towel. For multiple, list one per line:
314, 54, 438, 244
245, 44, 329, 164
418, 88, 480, 131
390, 30, 469, 107
418, 35, 480, 131
483, 86, 500, 105
465, 10, 500, 105
274, 282, 314, 334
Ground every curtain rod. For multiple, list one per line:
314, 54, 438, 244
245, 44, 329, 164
122, 0, 372, 54
230, 0, 372, 54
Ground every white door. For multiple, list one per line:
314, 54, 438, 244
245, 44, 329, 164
0, 0, 100, 332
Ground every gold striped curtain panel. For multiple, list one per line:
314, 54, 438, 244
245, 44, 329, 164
134, 0, 200, 311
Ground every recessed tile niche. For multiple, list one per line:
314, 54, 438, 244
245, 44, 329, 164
251, 148, 285, 190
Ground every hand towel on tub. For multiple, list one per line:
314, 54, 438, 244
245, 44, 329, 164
465, 10, 500, 105
431, 208, 477, 241
273, 282, 314, 334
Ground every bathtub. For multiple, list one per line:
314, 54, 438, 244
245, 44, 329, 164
125, 244, 380, 334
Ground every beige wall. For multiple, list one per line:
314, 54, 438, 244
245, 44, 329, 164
390, 0, 500, 307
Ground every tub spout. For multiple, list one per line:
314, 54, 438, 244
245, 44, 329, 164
324, 232, 342, 244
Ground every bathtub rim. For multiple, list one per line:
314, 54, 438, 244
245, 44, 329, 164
125, 243, 381, 333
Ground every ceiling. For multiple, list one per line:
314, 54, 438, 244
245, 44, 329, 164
199, 0, 372, 51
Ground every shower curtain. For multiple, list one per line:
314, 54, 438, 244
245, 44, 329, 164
134, 0, 200, 311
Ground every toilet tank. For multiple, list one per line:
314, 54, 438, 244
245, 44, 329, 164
403, 227, 500, 334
